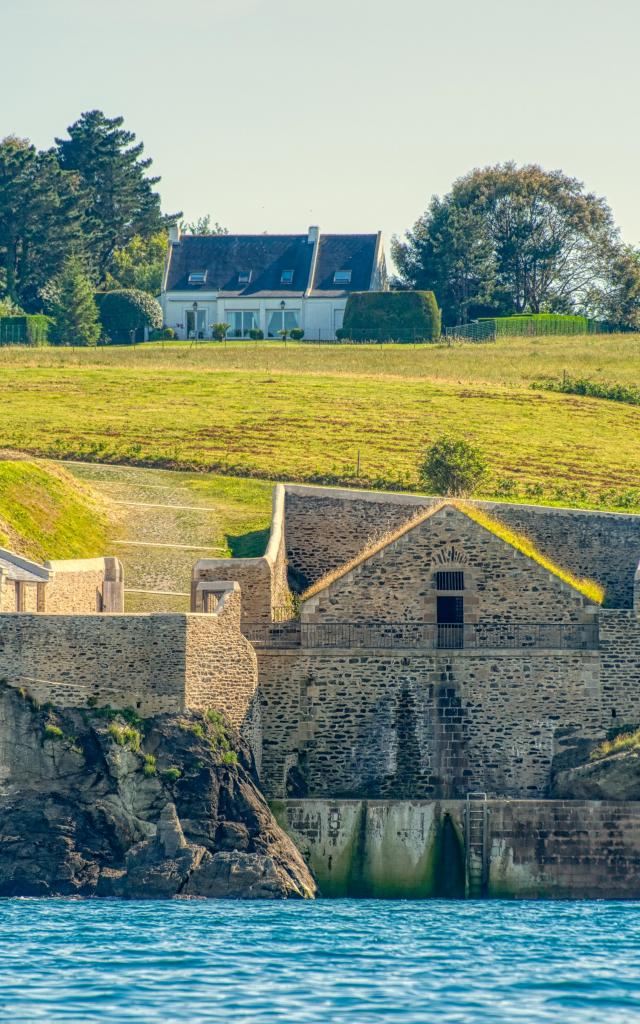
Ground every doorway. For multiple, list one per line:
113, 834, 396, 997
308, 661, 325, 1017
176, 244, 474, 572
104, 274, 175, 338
437, 595, 464, 648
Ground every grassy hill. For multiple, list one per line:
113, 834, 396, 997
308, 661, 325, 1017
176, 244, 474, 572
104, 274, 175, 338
0, 336, 638, 513
0, 459, 109, 562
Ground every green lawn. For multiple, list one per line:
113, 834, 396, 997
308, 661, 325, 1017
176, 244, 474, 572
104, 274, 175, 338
0, 336, 639, 513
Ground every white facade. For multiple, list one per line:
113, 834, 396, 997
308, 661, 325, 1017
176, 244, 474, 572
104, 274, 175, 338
160, 293, 346, 342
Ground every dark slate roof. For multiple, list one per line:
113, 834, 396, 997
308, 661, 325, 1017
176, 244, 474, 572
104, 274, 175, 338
309, 234, 378, 296
0, 550, 49, 583
164, 232, 379, 297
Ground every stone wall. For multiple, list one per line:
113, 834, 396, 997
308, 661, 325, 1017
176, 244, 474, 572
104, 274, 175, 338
284, 485, 640, 607
43, 557, 124, 614
277, 798, 640, 899
301, 505, 595, 625
599, 609, 640, 726
192, 484, 290, 623
258, 643, 619, 802
0, 601, 261, 760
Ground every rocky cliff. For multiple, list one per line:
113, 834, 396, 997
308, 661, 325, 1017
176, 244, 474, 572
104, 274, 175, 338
553, 749, 640, 801
0, 684, 316, 899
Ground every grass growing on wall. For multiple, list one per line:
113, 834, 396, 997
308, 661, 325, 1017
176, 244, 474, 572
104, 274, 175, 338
0, 460, 108, 561
0, 336, 638, 513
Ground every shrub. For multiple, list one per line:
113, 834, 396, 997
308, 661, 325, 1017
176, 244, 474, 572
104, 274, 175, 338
290, 328, 304, 340
149, 326, 176, 341
163, 766, 182, 783
249, 328, 264, 340
221, 750, 238, 766
419, 435, 487, 497
341, 291, 441, 342
478, 314, 596, 337
97, 289, 163, 343
143, 754, 157, 776
44, 723, 64, 741
211, 322, 230, 342
531, 375, 640, 406
0, 314, 51, 347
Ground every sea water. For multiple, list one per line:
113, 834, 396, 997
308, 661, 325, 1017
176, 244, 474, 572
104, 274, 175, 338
0, 899, 639, 1023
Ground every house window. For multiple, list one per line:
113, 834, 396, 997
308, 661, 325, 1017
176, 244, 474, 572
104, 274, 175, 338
227, 311, 259, 338
188, 270, 208, 285
280, 269, 294, 285
334, 270, 352, 285
267, 310, 299, 338
185, 308, 207, 339
435, 570, 464, 591
238, 271, 252, 286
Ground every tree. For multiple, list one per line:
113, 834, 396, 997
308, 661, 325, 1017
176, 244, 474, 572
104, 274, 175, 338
419, 436, 487, 497
56, 111, 178, 280
98, 288, 163, 343
597, 246, 640, 329
0, 136, 86, 310
49, 256, 100, 347
394, 163, 617, 324
180, 215, 228, 236
106, 231, 168, 295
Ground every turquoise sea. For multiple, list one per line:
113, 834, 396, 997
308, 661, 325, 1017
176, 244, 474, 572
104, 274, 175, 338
1, 899, 639, 1023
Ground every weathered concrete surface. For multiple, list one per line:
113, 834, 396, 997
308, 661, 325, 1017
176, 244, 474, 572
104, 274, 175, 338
277, 798, 640, 899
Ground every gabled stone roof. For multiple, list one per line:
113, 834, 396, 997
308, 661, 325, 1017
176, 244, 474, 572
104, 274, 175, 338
300, 501, 605, 605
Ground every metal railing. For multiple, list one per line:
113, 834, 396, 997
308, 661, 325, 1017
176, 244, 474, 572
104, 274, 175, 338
241, 620, 599, 651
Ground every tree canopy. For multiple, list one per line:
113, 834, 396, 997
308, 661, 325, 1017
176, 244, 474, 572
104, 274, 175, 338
393, 163, 619, 325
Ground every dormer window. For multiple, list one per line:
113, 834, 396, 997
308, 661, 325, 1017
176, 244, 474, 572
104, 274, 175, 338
334, 270, 352, 285
238, 271, 252, 286
280, 269, 294, 285
188, 270, 208, 286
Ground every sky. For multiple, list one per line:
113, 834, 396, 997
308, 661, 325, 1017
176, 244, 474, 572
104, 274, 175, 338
2, 0, 640, 257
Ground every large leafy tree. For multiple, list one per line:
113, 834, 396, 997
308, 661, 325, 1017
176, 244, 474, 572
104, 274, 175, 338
56, 111, 176, 281
394, 163, 617, 324
106, 231, 168, 295
0, 136, 86, 309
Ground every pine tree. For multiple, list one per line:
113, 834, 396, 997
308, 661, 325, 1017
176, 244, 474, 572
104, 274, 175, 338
56, 111, 178, 281
49, 256, 100, 347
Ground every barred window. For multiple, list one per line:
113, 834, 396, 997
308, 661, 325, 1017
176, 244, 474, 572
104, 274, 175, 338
435, 570, 464, 591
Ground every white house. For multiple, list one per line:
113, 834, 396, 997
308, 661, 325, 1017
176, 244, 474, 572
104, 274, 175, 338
160, 226, 387, 341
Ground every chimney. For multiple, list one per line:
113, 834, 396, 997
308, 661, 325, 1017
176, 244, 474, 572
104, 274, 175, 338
307, 225, 319, 244
169, 224, 181, 245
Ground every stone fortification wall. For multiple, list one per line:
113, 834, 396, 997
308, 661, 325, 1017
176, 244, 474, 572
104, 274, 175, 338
0, 596, 260, 758
599, 609, 640, 724
44, 556, 124, 614
301, 505, 594, 625
278, 798, 640, 899
192, 484, 290, 622
258, 640, 625, 801
284, 485, 640, 607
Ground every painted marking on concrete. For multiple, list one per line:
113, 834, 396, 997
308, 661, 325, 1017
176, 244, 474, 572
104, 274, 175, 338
113, 540, 226, 552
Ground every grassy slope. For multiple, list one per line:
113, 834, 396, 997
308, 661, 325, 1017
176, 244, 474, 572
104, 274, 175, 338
0, 336, 638, 512
0, 459, 108, 561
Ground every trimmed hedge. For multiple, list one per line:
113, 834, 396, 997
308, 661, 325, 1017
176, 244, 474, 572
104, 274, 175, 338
0, 315, 51, 347
149, 327, 176, 341
477, 314, 600, 337
96, 289, 163, 343
339, 291, 441, 342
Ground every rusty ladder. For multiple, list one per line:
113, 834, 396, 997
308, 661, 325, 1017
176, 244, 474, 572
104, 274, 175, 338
465, 792, 489, 898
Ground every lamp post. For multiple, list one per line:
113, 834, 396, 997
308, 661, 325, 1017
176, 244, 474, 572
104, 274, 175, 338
192, 301, 198, 342
279, 299, 286, 344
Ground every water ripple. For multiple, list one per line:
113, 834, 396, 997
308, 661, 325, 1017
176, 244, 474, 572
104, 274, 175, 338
0, 899, 639, 1022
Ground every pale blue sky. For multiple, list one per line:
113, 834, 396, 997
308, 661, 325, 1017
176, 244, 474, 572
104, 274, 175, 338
3, 0, 640, 253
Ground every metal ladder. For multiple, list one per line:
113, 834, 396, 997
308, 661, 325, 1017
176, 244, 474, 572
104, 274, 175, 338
465, 792, 488, 898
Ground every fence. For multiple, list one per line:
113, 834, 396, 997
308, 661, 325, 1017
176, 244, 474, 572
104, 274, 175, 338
242, 620, 599, 651
446, 316, 616, 342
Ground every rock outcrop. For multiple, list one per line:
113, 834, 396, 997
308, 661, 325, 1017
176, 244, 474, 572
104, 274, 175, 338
0, 684, 316, 899
553, 750, 640, 801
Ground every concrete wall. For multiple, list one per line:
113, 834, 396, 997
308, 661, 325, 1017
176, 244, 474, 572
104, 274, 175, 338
259, 646, 612, 801
192, 484, 291, 623
277, 798, 640, 899
284, 485, 640, 607
301, 505, 595, 625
